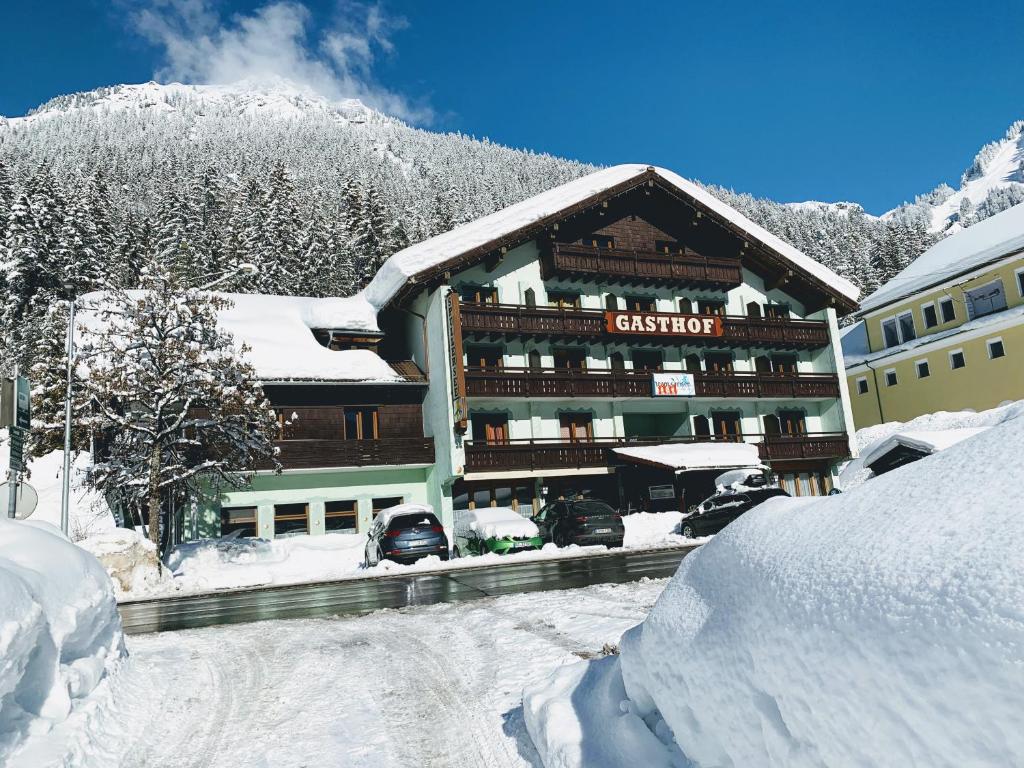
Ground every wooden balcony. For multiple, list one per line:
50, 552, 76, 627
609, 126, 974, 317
268, 437, 435, 471
463, 433, 849, 473
458, 303, 831, 349
464, 367, 840, 399
547, 242, 743, 288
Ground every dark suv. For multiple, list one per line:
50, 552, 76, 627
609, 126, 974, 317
680, 487, 789, 538
533, 499, 625, 548
364, 506, 449, 567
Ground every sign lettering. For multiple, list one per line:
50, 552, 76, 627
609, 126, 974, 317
605, 311, 723, 338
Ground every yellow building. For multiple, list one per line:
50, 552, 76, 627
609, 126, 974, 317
843, 203, 1024, 428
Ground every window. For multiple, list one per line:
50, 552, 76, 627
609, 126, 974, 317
625, 296, 656, 312
949, 349, 966, 370
705, 352, 733, 372
684, 353, 702, 373
939, 297, 956, 324
921, 303, 938, 329
778, 410, 807, 435
343, 407, 378, 440
881, 318, 900, 348
631, 349, 664, 371
754, 355, 772, 373
884, 369, 898, 387
559, 412, 593, 442
274, 503, 309, 537
466, 345, 503, 369
553, 347, 587, 370
1017, 268, 1024, 298
678, 298, 693, 314
528, 349, 542, 370
693, 415, 711, 437
459, 285, 497, 304
524, 288, 536, 307
772, 354, 798, 374
897, 311, 916, 342
655, 240, 683, 254
472, 413, 509, 444
325, 500, 357, 532
711, 411, 742, 440
698, 299, 726, 316
763, 303, 791, 319
372, 497, 404, 517
604, 294, 619, 310
881, 311, 916, 347
609, 351, 625, 371
964, 279, 1007, 319
221, 506, 257, 537
746, 301, 762, 318
915, 359, 930, 379
987, 338, 1005, 359
856, 377, 869, 395
580, 234, 614, 248
548, 291, 581, 309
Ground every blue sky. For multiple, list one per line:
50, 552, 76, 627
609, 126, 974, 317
2, 0, 1022, 214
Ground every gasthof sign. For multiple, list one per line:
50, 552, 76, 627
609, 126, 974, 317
605, 311, 723, 337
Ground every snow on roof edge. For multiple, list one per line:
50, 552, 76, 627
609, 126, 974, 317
364, 164, 860, 312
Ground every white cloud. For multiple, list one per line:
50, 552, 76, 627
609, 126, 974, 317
133, 0, 431, 123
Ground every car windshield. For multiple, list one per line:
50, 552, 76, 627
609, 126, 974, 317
389, 514, 440, 530
572, 500, 616, 516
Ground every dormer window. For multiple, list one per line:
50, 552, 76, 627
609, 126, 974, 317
312, 330, 380, 352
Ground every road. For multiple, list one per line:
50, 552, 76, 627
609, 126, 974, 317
118, 544, 697, 634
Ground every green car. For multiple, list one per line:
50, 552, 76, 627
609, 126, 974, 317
453, 507, 543, 556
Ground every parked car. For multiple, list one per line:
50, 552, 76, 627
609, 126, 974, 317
453, 507, 543, 557
679, 487, 790, 538
533, 498, 625, 548
363, 504, 449, 567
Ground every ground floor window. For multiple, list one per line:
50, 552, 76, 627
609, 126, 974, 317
454, 481, 536, 513
274, 503, 309, 536
776, 471, 832, 497
325, 500, 357, 532
372, 496, 404, 517
221, 506, 257, 537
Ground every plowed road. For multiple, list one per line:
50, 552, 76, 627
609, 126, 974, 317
118, 545, 697, 634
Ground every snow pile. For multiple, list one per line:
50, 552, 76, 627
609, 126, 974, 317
77, 528, 168, 597
527, 408, 1024, 767
365, 164, 859, 312
622, 512, 691, 549
614, 442, 761, 471
0, 430, 113, 541
456, 507, 539, 539
861, 199, 1024, 313
0, 518, 125, 764
840, 399, 1024, 488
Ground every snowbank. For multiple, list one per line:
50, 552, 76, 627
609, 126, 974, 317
456, 507, 539, 539
528, 407, 1024, 767
0, 430, 113, 541
839, 399, 1024, 489
0, 518, 125, 764
614, 442, 760, 471
77, 528, 168, 597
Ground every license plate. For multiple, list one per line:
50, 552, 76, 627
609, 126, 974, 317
512, 541, 530, 549
593, 528, 612, 535
408, 540, 432, 547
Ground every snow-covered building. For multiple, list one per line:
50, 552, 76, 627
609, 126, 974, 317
844, 201, 1024, 428
363, 164, 858, 515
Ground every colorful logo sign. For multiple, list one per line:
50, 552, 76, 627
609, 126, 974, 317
651, 372, 696, 397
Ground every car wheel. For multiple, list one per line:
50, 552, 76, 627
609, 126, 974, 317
681, 524, 695, 539
453, 545, 462, 559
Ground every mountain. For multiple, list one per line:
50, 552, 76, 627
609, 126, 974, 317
886, 121, 1024, 234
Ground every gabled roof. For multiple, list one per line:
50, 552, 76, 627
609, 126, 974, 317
363, 164, 860, 313
859, 201, 1024, 316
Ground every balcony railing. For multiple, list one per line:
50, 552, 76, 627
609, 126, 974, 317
267, 437, 435, 471
464, 367, 840, 399
458, 302, 831, 348
548, 242, 743, 288
463, 433, 849, 473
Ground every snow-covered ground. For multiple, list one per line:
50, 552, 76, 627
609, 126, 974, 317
121, 509, 692, 599
11, 578, 668, 768
0, 518, 125, 766
526, 402, 1024, 767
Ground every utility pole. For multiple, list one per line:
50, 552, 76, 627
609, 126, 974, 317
60, 300, 76, 535
7, 366, 19, 520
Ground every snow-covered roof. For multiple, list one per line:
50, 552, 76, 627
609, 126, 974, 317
859, 427, 990, 471
455, 507, 540, 540
614, 442, 762, 472
364, 164, 860, 311
859, 201, 1024, 315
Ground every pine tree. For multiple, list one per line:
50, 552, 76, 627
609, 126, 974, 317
958, 197, 975, 227
77, 261, 280, 547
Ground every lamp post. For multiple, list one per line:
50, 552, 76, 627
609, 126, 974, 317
59, 298, 76, 536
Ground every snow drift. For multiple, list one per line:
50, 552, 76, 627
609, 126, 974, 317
0, 518, 125, 764
527, 410, 1024, 767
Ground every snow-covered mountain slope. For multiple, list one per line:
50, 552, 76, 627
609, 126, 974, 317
785, 200, 877, 219
886, 121, 1024, 233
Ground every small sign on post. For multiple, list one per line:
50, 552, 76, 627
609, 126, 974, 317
2, 373, 31, 518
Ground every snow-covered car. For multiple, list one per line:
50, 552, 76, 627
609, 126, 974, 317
680, 486, 789, 538
453, 507, 542, 556
364, 504, 449, 566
